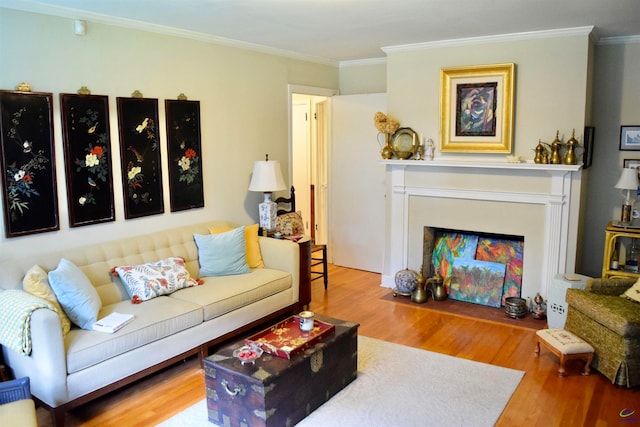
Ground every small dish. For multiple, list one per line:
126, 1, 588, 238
233, 345, 263, 365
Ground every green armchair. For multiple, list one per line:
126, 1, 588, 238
565, 278, 640, 388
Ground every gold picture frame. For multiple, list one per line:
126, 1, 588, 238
440, 63, 515, 153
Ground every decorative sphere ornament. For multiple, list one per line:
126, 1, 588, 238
394, 269, 419, 294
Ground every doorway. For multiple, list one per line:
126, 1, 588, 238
288, 85, 337, 249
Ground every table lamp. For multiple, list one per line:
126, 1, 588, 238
614, 167, 639, 224
248, 154, 286, 231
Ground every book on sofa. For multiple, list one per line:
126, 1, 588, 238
93, 312, 134, 333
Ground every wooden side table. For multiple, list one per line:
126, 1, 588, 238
602, 221, 640, 279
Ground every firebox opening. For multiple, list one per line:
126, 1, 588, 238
423, 226, 525, 308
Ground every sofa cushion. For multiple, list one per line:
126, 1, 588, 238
566, 289, 640, 338
115, 257, 200, 303
48, 259, 102, 330
210, 223, 264, 269
194, 228, 251, 276
22, 265, 71, 336
169, 268, 291, 321
65, 297, 203, 374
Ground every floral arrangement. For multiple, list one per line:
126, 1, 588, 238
373, 111, 399, 135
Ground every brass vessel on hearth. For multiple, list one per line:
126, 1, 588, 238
505, 297, 528, 319
423, 272, 449, 302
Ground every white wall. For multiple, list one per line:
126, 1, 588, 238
580, 41, 640, 276
385, 33, 591, 160
339, 61, 387, 95
0, 8, 338, 260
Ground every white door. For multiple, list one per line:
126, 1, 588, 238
292, 100, 311, 234
330, 93, 386, 273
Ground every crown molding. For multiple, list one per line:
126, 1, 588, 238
0, 1, 340, 67
339, 57, 387, 68
381, 26, 595, 53
597, 35, 640, 45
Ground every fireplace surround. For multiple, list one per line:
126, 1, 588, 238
381, 159, 583, 300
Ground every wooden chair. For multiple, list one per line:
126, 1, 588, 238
275, 186, 328, 289
275, 186, 296, 216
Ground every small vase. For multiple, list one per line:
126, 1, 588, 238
394, 269, 419, 295
380, 133, 394, 159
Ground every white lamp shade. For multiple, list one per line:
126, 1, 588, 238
248, 160, 286, 192
615, 168, 639, 190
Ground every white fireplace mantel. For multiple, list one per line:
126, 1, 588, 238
380, 159, 583, 299
380, 158, 581, 173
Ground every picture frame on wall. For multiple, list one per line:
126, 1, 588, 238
60, 93, 116, 227
116, 96, 164, 219
440, 63, 515, 153
620, 126, 640, 151
165, 99, 204, 212
0, 90, 59, 238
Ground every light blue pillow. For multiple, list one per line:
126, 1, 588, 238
194, 227, 251, 277
48, 258, 102, 330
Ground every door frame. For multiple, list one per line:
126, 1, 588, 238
287, 85, 338, 249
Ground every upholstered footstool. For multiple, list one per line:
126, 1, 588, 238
535, 328, 594, 377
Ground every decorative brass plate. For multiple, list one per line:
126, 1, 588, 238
392, 127, 418, 159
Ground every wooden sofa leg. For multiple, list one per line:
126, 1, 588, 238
51, 406, 66, 427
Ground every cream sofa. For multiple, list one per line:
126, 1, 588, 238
0, 221, 300, 426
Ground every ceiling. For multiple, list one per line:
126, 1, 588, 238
2, 0, 640, 63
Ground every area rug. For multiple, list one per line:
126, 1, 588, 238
157, 336, 524, 427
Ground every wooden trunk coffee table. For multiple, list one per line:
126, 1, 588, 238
204, 315, 359, 427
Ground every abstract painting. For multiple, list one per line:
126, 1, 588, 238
449, 258, 507, 308
475, 237, 524, 305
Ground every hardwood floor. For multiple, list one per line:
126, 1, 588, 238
37, 264, 639, 426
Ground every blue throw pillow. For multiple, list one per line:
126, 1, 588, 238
48, 258, 102, 330
194, 227, 251, 277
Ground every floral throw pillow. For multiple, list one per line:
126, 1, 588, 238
275, 212, 304, 236
114, 257, 200, 303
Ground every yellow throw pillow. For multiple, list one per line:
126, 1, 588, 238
210, 224, 264, 269
22, 264, 72, 335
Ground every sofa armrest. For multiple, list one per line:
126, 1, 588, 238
585, 277, 636, 295
2, 308, 68, 407
258, 237, 300, 302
